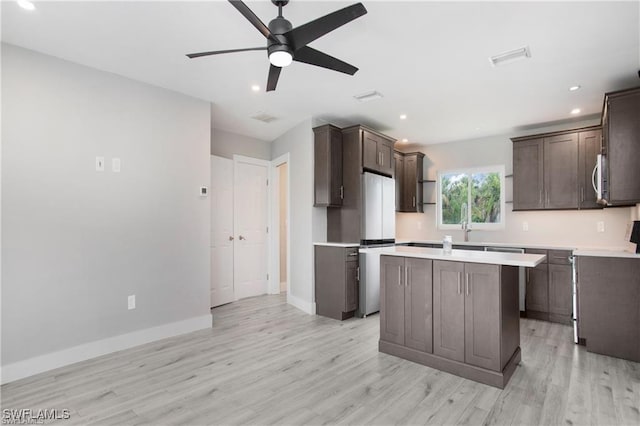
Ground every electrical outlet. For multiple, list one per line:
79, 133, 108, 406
597, 221, 605, 233
95, 156, 105, 172
128, 295, 136, 310
112, 158, 121, 173
417, 221, 422, 230
522, 221, 529, 231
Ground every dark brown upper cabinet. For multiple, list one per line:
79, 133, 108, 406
602, 86, 640, 206
360, 128, 395, 177
395, 151, 424, 213
577, 128, 602, 209
512, 126, 602, 211
313, 124, 343, 207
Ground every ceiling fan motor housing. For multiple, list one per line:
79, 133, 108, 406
267, 17, 293, 58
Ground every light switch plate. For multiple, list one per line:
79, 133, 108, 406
95, 156, 105, 172
128, 295, 136, 310
522, 221, 529, 231
597, 221, 605, 233
112, 158, 121, 173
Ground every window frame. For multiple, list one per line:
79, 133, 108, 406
436, 165, 506, 231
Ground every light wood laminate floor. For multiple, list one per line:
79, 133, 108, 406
2, 294, 639, 425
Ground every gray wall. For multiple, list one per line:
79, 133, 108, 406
1, 45, 211, 365
212, 128, 271, 160
271, 118, 326, 306
396, 119, 635, 249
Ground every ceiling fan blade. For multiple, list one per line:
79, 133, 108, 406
293, 46, 358, 75
228, 0, 280, 44
186, 47, 267, 59
267, 65, 282, 92
285, 3, 367, 51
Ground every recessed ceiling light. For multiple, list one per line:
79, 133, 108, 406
489, 46, 531, 67
401, 138, 408, 143
251, 84, 260, 92
400, 114, 407, 120
353, 91, 383, 103
569, 85, 581, 91
571, 108, 581, 114
17, 0, 35, 10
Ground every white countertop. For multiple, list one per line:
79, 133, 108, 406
365, 246, 546, 267
395, 239, 577, 251
572, 249, 640, 258
313, 242, 360, 248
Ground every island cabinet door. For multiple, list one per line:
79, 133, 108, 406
380, 256, 406, 345
464, 263, 501, 371
433, 261, 465, 362
405, 258, 433, 353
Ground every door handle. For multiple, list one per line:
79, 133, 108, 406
592, 161, 599, 194
239, 235, 246, 240
229, 236, 234, 241
465, 273, 470, 296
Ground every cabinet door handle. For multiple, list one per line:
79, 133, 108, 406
356, 266, 360, 281
466, 273, 470, 296
229, 236, 234, 241
457, 273, 462, 294
405, 266, 409, 287
581, 187, 584, 203
340, 185, 344, 200
348, 252, 358, 257
412, 196, 416, 207
239, 235, 246, 240
381, 152, 384, 166
398, 265, 402, 286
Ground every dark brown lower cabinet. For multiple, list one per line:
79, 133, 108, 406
314, 245, 359, 320
526, 263, 549, 313
577, 256, 640, 362
433, 261, 502, 371
380, 255, 521, 388
380, 256, 433, 352
525, 249, 572, 325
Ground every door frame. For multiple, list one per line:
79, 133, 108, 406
269, 153, 291, 296
232, 155, 272, 299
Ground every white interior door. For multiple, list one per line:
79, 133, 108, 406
210, 156, 235, 307
234, 156, 269, 300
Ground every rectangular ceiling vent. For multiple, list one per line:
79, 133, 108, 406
489, 45, 531, 67
251, 112, 278, 123
353, 90, 384, 103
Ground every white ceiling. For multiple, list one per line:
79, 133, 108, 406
2, 1, 639, 144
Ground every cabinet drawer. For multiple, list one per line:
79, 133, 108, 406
345, 247, 359, 260
548, 250, 572, 265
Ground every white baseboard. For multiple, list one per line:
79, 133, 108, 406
287, 293, 316, 315
1, 314, 212, 384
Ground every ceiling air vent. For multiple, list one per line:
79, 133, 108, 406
353, 91, 384, 103
251, 112, 278, 124
489, 46, 531, 67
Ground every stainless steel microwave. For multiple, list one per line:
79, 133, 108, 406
592, 154, 609, 205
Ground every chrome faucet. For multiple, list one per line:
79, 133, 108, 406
461, 221, 471, 242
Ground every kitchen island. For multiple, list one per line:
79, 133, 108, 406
379, 246, 545, 388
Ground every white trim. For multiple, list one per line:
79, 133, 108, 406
1, 315, 211, 384
287, 293, 316, 315
269, 153, 291, 297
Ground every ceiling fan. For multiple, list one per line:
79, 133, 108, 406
186, 0, 367, 92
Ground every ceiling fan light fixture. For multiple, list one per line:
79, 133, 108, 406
269, 51, 293, 67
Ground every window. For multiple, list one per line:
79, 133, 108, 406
437, 166, 505, 230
